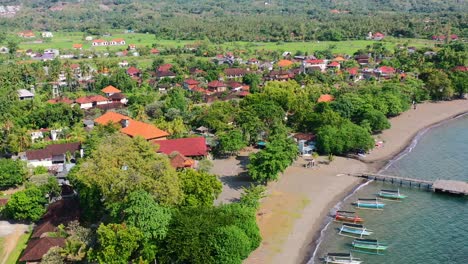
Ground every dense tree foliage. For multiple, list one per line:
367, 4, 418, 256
179, 169, 222, 207
5, 186, 47, 221
0, 159, 27, 188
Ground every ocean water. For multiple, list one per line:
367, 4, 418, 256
312, 115, 468, 264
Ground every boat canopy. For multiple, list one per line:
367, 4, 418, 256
343, 223, 364, 228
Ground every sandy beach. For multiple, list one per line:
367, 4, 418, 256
244, 99, 468, 264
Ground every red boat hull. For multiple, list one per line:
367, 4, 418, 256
334, 215, 364, 223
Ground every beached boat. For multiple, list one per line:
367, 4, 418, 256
353, 198, 385, 209
377, 189, 407, 200
338, 223, 373, 238
322, 253, 362, 264
352, 239, 388, 255
334, 211, 364, 223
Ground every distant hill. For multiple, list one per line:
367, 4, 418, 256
0, 0, 466, 41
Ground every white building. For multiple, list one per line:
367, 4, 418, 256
42, 32, 53, 38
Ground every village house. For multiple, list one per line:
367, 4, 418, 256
41, 31, 53, 38
355, 54, 371, 65
302, 59, 327, 73
18, 89, 34, 100
18, 30, 35, 38
75, 95, 110, 109
375, 66, 396, 79
346, 67, 361, 81
94, 112, 169, 141
226, 81, 244, 92
157, 70, 176, 80
317, 94, 334, 103
110, 38, 126, 46
207, 80, 227, 93
92, 39, 108, 46
101, 85, 121, 97
154, 137, 208, 158
47, 97, 73, 105
126, 66, 141, 78
327, 61, 341, 70
266, 70, 295, 81
183, 79, 200, 90
101, 85, 128, 105
72, 43, 83, 50
169, 153, 196, 169
128, 44, 137, 50
23, 142, 82, 168
224, 68, 247, 79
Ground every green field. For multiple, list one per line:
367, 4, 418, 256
15, 31, 437, 55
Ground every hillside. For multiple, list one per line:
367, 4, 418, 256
0, 0, 466, 41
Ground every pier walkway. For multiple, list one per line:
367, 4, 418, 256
350, 173, 468, 195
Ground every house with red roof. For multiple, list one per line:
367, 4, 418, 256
126, 66, 141, 77
327, 61, 341, 70
18, 30, 35, 38
224, 68, 247, 79
94, 112, 169, 141
226, 81, 244, 91
183, 79, 200, 90
169, 153, 196, 169
110, 38, 126, 46
75, 95, 110, 109
346, 67, 361, 81
153, 137, 208, 157
317, 94, 335, 103
92, 39, 108, 46
101, 85, 121, 96
302, 59, 327, 73
372, 32, 385, 40
452, 66, 468, 72
158, 64, 173, 72
150, 48, 160, 54
376, 66, 396, 78
207, 80, 227, 93
72, 43, 83, 50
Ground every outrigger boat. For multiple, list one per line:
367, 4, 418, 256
334, 211, 364, 223
353, 198, 385, 209
322, 253, 362, 264
351, 238, 388, 255
338, 223, 373, 238
377, 189, 407, 200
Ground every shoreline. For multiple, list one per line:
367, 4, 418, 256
245, 99, 468, 264
299, 105, 468, 264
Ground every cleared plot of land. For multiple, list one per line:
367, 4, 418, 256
16, 31, 436, 55
0, 222, 30, 264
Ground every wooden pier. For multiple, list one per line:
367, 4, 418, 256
350, 173, 468, 195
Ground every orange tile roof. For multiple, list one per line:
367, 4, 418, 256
75, 95, 109, 104
72, 44, 83, 49
94, 112, 169, 140
278, 60, 293, 68
101, 85, 121, 94
317, 94, 335, 103
169, 153, 195, 169
112, 38, 125, 42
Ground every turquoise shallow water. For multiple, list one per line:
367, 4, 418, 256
312, 115, 468, 264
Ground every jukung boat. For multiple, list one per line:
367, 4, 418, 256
338, 223, 373, 238
334, 211, 364, 223
377, 189, 407, 200
321, 252, 362, 264
351, 238, 388, 255
353, 198, 385, 209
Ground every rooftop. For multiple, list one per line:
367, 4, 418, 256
153, 137, 207, 157
101, 85, 121, 94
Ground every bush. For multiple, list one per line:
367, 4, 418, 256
0, 159, 27, 189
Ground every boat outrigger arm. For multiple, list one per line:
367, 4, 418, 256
338, 223, 372, 238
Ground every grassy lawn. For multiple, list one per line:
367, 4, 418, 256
15, 31, 437, 55
5, 231, 31, 264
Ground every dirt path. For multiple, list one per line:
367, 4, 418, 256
0, 223, 29, 264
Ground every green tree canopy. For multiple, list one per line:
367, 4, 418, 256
179, 169, 222, 207
5, 186, 47, 222
0, 159, 27, 188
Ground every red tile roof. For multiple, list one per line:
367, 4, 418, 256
207, 80, 226, 88
126, 66, 140, 75
151, 48, 160, 54
20, 237, 65, 262
305, 59, 325, 64
101, 85, 121, 94
72, 44, 83, 49
26, 142, 81, 161
93, 39, 106, 43
224, 68, 247, 76
158, 64, 173, 72
94, 112, 169, 140
374, 32, 385, 37
317, 94, 335, 103
75, 95, 109, 104
378, 66, 396, 74
184, 79, 199, 85
452, 66, 468, 72
328, 61, 340, 67
153, 137, 207, 157
170, 153, 195, 169
346, 67, 359, 75
278, 60, 293, 68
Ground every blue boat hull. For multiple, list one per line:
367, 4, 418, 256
354, 203, 385, 209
